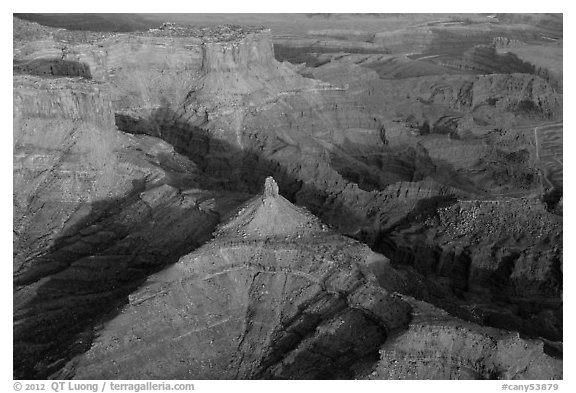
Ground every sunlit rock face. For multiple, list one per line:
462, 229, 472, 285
14, 75, 124, 279
12, 74, 249, 379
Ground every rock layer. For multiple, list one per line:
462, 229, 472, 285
13, 73, 250, 379
366, 297, 562, 380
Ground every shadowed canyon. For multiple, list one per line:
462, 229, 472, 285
13, 13, 562, 380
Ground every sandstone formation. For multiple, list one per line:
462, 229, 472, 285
13, 14, 562, 379
13, 70, 249, 379
365, 297, 562, 380
61, 179, 560, 380
381, 197, 563, 339
61, 178, 412, 379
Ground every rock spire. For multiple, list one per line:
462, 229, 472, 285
263, 176, 279, 199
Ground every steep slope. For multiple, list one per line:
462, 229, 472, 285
61, 179, 562, 380
381, 197, 563, 340
62, 178, 412, 379
366, 296, 562, 380
13, 74, 250, 379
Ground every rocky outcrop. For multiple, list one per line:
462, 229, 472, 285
62, 178, 412, 379
14, 75, 123, 278
13, 73, 250, 379
201, 31, 275, 72
381, 197, 563, 341
13, 75, 114, 129
58, 180, 562, 380
472, 73, 561, 118
493, 36, 526, 48
366, 297, 562, 380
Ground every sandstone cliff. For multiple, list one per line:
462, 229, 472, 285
13, 72, 250, 378
366, 297, 562, 380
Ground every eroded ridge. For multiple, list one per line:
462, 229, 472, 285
63, 178, 411, 379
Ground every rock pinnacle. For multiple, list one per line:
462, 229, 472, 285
264, 176, 279, 199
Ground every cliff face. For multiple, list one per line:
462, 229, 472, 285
383, 197, 563, 341
13, 73, 250, 379
13, 76, 114, 129
201, 32, 276, 72
72, 35, 203, 112
366, 297, 562, 380
14, 75, 123, 277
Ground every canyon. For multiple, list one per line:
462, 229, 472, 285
13, 14, 562, 380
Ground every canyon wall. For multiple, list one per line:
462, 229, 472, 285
13, 73, 249, 378
13, 17, 563, 379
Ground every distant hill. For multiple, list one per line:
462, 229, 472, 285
14, 13, 157, 32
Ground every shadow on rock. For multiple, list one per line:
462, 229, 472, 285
13, 58, 92, 79
14, 108, 368, 379
14, 180, 223, 378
